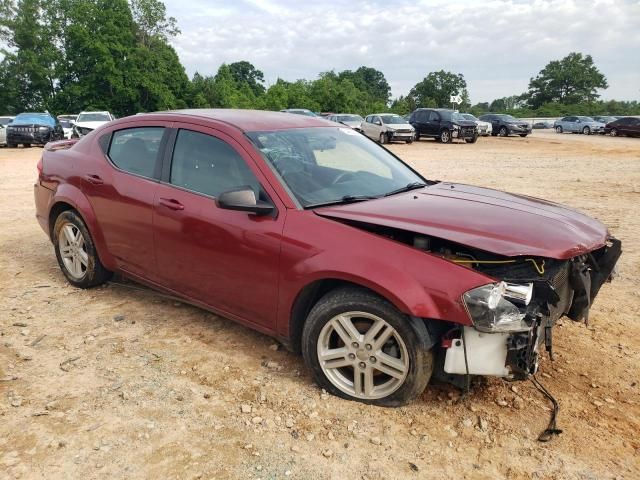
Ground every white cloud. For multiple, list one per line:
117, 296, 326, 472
164, 0, 640, 102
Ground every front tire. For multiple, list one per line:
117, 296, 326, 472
440, 129, 452, 143
465, 134, 478, 144
53, 210, 112, 288
610, 128, 618, 137
499, 126, 509, 137
379, 133, 386, 145
302, 287, 434, 407
556, 126, 563, 134
582, 126, 591, 135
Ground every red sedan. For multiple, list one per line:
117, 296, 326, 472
34, 110, 621, 406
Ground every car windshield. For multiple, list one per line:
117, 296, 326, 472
461, 113, 478, 121
77, 113, 111, 122
336, 115, 363, 123
451, 112, 468, 122
0, 117, 13, 126
380, 115, 406, 124
246, 127, 426, 208
12, 113, 54, 126
59, 120, 72, 128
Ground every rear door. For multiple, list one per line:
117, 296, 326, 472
82, 123, 169, 279
426, 110, 441, 136
152, 124, 284, 329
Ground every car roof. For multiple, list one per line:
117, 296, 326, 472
79, 111, 111, 114
131, 109, 334, 132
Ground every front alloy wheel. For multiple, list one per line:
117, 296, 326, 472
440, 129, 451, 143
582, 126, 591, 135
499, 126, 509, 137
302, 287, 433, 406
556, 126, 563, 134
611, 128, 618, 137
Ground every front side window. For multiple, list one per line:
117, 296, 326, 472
108, 127, 165, 178
247, 127, 426, 208
170, 130, 260, 198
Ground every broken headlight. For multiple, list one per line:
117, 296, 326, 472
463, 282, 533, 333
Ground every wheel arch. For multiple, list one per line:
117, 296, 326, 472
285, 278, 436, 354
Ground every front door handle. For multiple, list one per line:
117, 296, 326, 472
83, 174, 104, 185
158, 197, 184, 211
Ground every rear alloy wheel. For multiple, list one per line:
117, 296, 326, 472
53, 210, 112, 288
379, 133, 386, 145
302, 287, 433, 407
582, 126, 591, 135
440, 129, 452, 143
610, 128, 618, 137
556, 126, 563, 134
499, 126, 509, 137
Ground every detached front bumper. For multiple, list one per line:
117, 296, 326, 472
443, 238, 622, 380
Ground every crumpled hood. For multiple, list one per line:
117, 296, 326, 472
315, 183, 609, 259
74, 120, 110, 130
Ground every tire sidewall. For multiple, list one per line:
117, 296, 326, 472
53, 211, 104, 288
440, 129, 451, 143
499, 126, 508, 136
301, 288, 433, 407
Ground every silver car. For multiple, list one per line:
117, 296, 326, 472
327, 114, 364, 132
0, 116, 15, 146
554, 116, 605, 135
362, 113, 415, 144
460, 113, 493, 136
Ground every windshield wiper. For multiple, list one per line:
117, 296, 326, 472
384, 182, 428, 197
305, 195, 379, 209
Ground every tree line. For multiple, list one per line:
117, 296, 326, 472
1, 0, 638, 118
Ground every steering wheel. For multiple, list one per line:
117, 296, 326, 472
331, 171, 358, 185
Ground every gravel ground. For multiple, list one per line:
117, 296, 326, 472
1, 130, 639, 479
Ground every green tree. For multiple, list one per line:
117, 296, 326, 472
339, 66, 391, 105
228, 61, 265, 96
129, 0, 180, 46
408, 70, 469, 109
523, 52, 608, 108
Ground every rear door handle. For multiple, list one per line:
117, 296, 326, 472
83, 174, 104, 185
158, 197, 184, 211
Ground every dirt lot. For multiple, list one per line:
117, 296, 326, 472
1, 131, 639, 479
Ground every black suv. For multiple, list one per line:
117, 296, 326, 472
409, 108, 478, 143
6, 112, 64, 147
479, 113, 532, 137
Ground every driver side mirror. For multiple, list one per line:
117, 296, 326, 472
375, 120, 382, 126
217, 187, 274, 216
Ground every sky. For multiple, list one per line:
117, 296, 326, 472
164, 0, 640, 103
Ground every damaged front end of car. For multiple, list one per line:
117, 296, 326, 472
440, 237, 622, 381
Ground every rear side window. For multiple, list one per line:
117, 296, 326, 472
170, 129, 260, 198
108, 127, 165, 178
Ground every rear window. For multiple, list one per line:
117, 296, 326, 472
108, 127, 165, 178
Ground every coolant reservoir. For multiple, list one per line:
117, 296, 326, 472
444, 327, 510, 376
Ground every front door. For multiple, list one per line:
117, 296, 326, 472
426, 111, 441, 137
153, 125, 284, 329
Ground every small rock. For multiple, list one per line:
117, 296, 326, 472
268, 343, 279, 351
322, 449, 333, 458
256, 465, 262, 471
604, 397, 615, 404
410, 429, 418, 436
462, 417, 474, 428
285, 418, 294, 428
409, 462, 419, 472
113, 315, 125, 322
593, 400, 604, 407
308, 411, 319, 419
510, 386, 519, 394
496, 399, 509, 407
305, 433, 315, 441
203, 393, 211, 399
327, 432, 335, 440
591, 383, 598, 388
513, 397, 524, 410
175, 394, 184, 402
370, 436, 381, 445
478, 417, 489, 431
241, 404, 252, 414
12, 322, 28, 327
290, 445, 301, 453
243, 444, 253, 450
252, 416, 263, 424
285, 471, 292, 476
11, 397, 23, 407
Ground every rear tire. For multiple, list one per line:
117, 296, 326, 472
302, 287, 434, 407
53, 210, 112, 288
610, 128, 618, 137
499, 126, 509, 137
379, 133, 386, 145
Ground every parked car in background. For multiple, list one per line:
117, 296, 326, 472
72, 111, 115, 138
593, 116, 617, 125
6, 112, 64, 147
479, 114, 532, 137
362, 113, 415, 144
410, 108, 478, 143
532, 120, 554, 129
280, 109, 317, 117
0, 116, 15, 146
60, 120, 74, 139
553, 116, 604, 135
460, 113, 492, 136
603, 117, 640, 137
327, 114, 364, 132
34, 109, 621, 406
